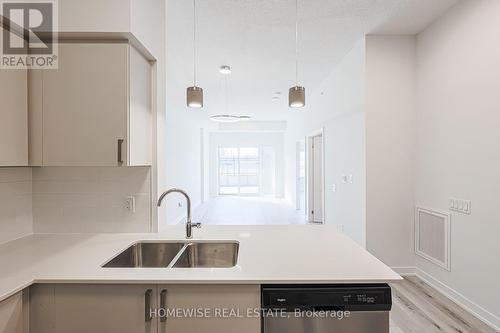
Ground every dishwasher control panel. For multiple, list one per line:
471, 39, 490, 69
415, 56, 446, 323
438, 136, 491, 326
262, 284, 392, 312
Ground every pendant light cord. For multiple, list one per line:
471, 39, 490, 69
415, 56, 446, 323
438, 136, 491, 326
295, 0, 299, 86
193, 0, 197, 86
225, 75, 228, 114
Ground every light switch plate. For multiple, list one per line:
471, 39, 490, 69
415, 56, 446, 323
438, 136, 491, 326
449, 198, 471, 215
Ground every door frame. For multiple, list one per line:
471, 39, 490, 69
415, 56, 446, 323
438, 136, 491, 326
295, 140, 306, 211
305, 127, 325, 223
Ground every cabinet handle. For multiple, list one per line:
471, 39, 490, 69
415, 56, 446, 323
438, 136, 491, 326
117, 139, 124, 165
145, 289, 153, 322
160, 289, 167, 322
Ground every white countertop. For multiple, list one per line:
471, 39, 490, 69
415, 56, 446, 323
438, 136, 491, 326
0, 225, 401, 302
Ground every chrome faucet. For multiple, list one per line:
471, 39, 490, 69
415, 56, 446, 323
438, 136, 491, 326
157, 188, 201, 239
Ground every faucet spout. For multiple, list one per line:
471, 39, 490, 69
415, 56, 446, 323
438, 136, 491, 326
157, 188, 200, 239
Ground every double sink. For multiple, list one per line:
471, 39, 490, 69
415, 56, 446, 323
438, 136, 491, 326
102, 241, 239, 268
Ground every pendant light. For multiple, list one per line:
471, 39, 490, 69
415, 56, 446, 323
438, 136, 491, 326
187, 0, 203, 108
210, 115, 251, 123
289, 0, 305, 108
210, 65, 251, 123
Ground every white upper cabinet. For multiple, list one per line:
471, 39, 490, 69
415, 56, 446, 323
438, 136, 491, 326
0, 69, 28, 166
29, 42, 153, 167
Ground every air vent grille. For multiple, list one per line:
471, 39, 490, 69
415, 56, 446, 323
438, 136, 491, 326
415, 207, 451, 271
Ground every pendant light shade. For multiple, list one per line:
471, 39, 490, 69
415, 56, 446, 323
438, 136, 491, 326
289, 0, 305, 108
187, 86, 203, 108
187, 0, 203, 108
289, 86, 305, 108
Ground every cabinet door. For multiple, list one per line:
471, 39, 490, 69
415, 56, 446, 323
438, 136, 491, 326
30, 284, 157, 333
0, 69, 28, 166
158, 285, 261, 333
0, 291, 25, 333
42, 43, 128, 166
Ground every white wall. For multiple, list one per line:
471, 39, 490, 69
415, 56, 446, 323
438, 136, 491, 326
32, 167, 151, 233
0, 168, 32, 244
323, 112, 365, 246
209, 132, 285, 198
162, 119, 205, 226
58, 0, 130, 32
284, 38, 366, 246
365, 35, 417, 269
59, 0, 165, 45
415, 0, 500, 326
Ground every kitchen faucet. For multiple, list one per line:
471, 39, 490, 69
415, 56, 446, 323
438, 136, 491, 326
157, 188, 201, 239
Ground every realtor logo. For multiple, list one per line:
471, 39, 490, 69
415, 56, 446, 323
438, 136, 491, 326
1, 0, 58, 68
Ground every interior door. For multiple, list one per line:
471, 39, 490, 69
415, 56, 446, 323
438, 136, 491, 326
41, 43, 128, 166
312, 135, 323, 223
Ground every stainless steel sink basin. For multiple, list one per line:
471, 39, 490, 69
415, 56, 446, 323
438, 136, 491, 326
103, 242, 185, 267
102, 241, 239, 268
173, 242, 239, 268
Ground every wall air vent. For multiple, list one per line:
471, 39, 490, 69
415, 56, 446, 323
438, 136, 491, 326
415, 207, 451, 271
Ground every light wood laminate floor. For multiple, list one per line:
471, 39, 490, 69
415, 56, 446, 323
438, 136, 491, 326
390, 277, 498, 333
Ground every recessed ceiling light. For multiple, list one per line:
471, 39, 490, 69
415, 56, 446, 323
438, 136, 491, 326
210, 115, 250, 123
219, 65, 231, 75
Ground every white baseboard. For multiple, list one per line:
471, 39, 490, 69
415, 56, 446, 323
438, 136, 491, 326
391, 266, 417, 276
415, 268, 500, 331
391, 266, 500, 331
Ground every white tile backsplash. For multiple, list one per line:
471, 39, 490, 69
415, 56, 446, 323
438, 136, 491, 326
32, 167, 152, 233
0, 168, 33, 244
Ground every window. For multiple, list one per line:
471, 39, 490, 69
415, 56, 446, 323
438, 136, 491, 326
218, 147, 260, 195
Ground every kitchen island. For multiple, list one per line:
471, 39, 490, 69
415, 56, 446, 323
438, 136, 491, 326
0, 225, 400, 333
0, 225, 400, 301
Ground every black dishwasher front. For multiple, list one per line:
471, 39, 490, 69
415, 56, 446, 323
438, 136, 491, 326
261, 284, 392, 333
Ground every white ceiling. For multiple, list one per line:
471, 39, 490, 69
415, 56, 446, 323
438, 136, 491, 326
166, 0, 458, 121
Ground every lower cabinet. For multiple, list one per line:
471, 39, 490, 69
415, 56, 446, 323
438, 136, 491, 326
159, 285, 261, 333
29, 284, 260, 333
0, 291, 27, 333
30, 284, 157, 333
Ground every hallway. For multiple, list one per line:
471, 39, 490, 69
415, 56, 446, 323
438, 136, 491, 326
196, 196, 307, 225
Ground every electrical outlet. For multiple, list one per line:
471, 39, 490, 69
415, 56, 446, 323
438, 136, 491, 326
332, 184, 337, 192
449, 198, 471, 215
125, 196, 136, 213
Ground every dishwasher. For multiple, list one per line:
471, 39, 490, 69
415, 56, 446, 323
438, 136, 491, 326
261, 284, 392, 333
